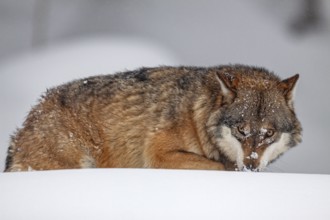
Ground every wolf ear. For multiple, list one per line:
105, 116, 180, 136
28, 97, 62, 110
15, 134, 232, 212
278, 74, 299, 108
215, 72, 239, 104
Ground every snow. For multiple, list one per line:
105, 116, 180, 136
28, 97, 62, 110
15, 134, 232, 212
260, 127, 268, 135
1, 169, 329, 220
250, 152, 259, 160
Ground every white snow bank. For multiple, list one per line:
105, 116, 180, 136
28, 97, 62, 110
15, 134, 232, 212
0, 169, 329, 220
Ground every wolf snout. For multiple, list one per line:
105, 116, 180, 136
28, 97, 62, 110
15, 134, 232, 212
242, 151, 261, 172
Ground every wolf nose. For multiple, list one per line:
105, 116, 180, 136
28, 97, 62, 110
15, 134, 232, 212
242, 164, 259, 172
243, 163, 260, 172
244, 153, 260, 171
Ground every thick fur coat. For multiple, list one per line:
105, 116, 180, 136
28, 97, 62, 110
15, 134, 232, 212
5, 65, 302, 172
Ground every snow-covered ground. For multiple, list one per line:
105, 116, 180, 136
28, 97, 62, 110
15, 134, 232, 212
1, 169, 330, 220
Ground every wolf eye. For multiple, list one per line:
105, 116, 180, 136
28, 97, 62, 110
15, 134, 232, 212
237, 125, 245, 135
266, 129, 274, 137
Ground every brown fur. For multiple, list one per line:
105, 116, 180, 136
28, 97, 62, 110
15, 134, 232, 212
4, 65, 302, 172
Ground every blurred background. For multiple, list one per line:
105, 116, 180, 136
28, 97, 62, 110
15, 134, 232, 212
0, 0, 329, 174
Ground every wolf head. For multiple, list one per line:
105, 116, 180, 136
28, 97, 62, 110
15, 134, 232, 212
215, 67, 302, 171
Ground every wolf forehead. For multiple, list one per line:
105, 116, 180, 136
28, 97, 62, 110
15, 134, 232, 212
219, 90, 296, 134
221, 89, 294, 126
